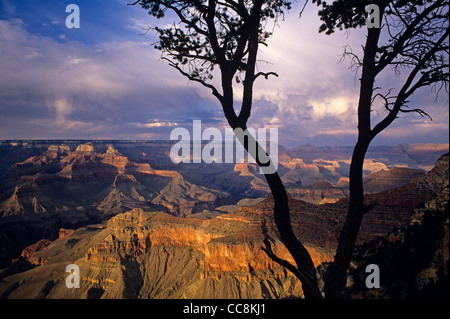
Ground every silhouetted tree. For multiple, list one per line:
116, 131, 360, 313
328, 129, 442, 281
131, 0, 323, 298
312, 0, 449, 298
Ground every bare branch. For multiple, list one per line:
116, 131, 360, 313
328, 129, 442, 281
299, 0, 309, 19
261, 238, 308, 283
370, 28, 449, 140
399, 107, 432, 121
163, 57, 224, 102
375, 0, 447, 74
254, 71, 279, 80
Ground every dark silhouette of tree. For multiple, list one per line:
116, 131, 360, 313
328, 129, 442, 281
130, 0, 323, 298
312, 0, 449, 298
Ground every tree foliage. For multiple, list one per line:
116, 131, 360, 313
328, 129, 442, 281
132, 0, 291, 115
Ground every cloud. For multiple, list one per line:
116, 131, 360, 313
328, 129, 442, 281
243, 4, 448, 147
234, 5, 363, 146
0, 2, 448, 147
0, 18, 221, 140
127, 18, 154, 33
136, 121, 180, 128
52, 98, 71, 125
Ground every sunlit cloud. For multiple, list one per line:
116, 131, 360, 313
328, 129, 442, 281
137, 121, 180, 128
51, 98, 71, 125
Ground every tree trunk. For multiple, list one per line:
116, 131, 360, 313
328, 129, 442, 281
323, 19, 383, 298
324, 138, 370, 298
264, 172, 323, 299
222, 105, 322, 298
219, 6, 322, 296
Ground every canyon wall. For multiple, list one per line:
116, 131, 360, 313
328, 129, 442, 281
2, 151, 447, 299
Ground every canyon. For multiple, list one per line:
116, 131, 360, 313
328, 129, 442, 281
0, 141, 448, 298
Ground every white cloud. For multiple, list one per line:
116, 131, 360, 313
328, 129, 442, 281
136, 121, 180, 128
237, 5, 363, 146
127, 18, 154, 33
243, 3, 447, 147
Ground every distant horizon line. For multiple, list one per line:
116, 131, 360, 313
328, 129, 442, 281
1, 139, 449, 149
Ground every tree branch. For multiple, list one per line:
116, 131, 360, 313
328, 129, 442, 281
375, 0, 445, 74
205, 0, 226, 64
163, 57, 224, 102
399, 107, 432, 120
254, 71, 279, 80
261, 238, 309, 284
237, 0, 264, 125
370, 28, 449, 139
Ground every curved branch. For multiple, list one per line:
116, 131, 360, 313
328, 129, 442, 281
375, 0, 446, 74
254, 71, 279, 80
163, 58, 224, 102
370, 28, 449, 139
261, 238, 308, 284
399, 107, 432, 120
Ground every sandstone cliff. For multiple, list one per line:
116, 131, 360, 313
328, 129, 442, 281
287, 180, 347, 205
0, 141, 447, 298
0, 208, 306, 299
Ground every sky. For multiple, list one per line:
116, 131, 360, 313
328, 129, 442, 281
0, 0, 448, 148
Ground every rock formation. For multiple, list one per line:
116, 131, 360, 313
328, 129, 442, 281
0, 208, 306, 299
364, 167, 426, 193
12, 239, 51, 266
287, 180, 347, 205
0, 143, 233, 268
152, 175, 234, 217
1, 154, 447, 299
0, 141, 447, 298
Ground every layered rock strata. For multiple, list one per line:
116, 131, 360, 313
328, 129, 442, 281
2, 152, 446, 299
